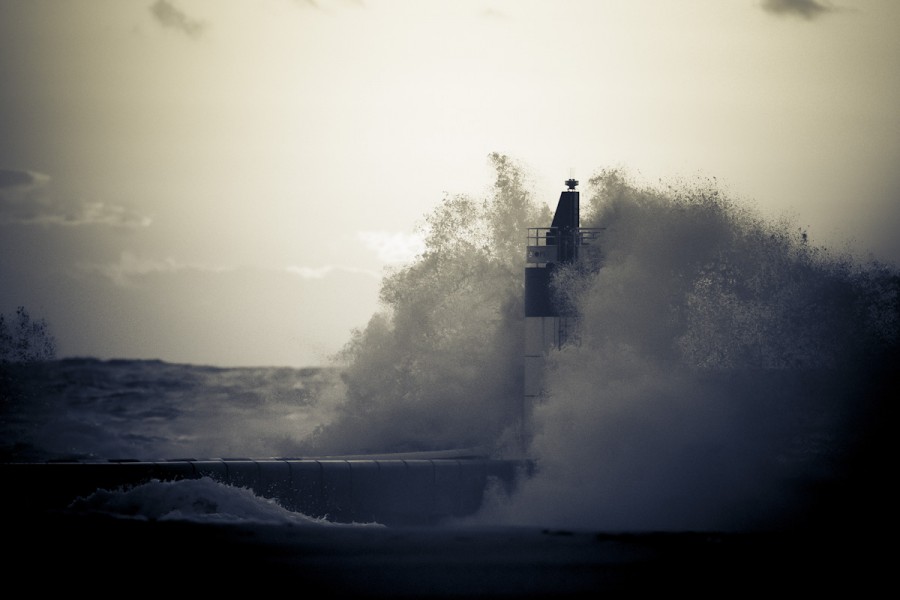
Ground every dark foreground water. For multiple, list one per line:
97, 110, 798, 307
0, 359, 892, 596
5, 510, 887, 597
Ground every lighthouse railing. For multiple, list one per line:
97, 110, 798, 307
525, 227, 604, 265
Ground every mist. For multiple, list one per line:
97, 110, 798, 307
308, 157, 898, 531
487, 171, 896, 531
303, 154, 548, 455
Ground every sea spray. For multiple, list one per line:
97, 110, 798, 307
308, 156, 897, 531
304, 154, 548, 455
484, 170, 898, 531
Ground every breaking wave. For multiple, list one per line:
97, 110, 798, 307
67, 477, 380, 526
308, 156, 898, 531
304, 154, 546, 455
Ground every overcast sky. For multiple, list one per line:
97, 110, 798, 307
2, 0, 898, 367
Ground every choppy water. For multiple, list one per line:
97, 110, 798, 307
0, 358, 339, 462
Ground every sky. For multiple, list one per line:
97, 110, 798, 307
1, 0, 899, 367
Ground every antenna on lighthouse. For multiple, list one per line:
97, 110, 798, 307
566, 167, 578, 191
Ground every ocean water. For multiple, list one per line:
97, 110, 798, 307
2, 157, 897, 537
2, 160, 896, 596
1, 358, 340, 462
1, 359, 382, 527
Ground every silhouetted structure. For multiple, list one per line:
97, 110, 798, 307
522, 179, 601, 437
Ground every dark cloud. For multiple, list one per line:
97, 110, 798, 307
0, 169, 44, 189
760, 0, 836, 20
149, 0, 206, 38
0, 168, 150, 229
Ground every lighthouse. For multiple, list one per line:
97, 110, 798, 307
522, 178, 600, 440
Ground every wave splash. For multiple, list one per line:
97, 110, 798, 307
67, 477, 380, 526
310, 156, 898, 531
304, 154, 546, 455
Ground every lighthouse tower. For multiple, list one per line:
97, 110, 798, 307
522, 178, 600, 440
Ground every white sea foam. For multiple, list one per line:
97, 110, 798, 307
67, 476, 382, 526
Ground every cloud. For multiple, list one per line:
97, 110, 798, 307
293, 0, 365, 9
480, 8, 509, 20
82, 252, 230, 287
0, 168, 151, 228
760, 0, 837, 19
0, 169, 48, 189
357, 231, 425, 264
84, 253, 379, 287
149, 0, 206, 38
73, 202, 153, 228
286, 265, 380, 279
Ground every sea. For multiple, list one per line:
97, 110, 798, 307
0, 359, 888, 596
1, 358, 339, 464
2, 166, 895, 595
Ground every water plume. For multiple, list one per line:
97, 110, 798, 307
487, 170, 898, 531
309, 157, 897, 531
305, 154, 548, 455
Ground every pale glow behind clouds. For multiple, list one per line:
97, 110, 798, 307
357, 231, 426, 265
